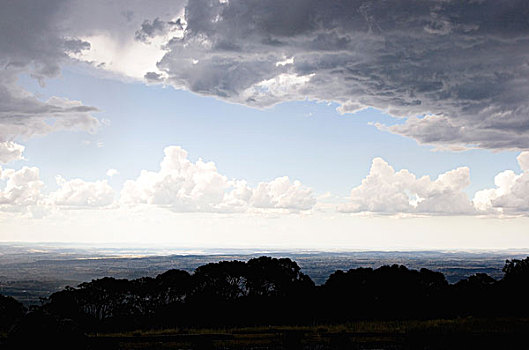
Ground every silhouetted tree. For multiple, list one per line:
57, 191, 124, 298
451, 273, 496, 316
0, 294, 25, 331
502, 257, 529, 282
35, 255, 529, 333
497, 257, 529, 315
192, 260, 248, 301
321, 264, 449, 321
154, 269, 191, 304
246, 256, 314, 297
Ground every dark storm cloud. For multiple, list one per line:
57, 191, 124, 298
0, 0, 99, 145
144, 71, 164, 82
135, 18, 170, 42
63, 39, 91, 54
156, 0, 529, 150
3, 0, 528, 151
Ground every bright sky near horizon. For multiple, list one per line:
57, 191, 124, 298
1, 0, 529, 249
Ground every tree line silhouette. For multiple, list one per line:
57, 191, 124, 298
3, 256, 529, 347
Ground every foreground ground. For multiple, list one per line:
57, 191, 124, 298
87, 317, 529, 349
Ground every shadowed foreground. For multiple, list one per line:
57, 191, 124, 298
3, 256, 529, 349
86, 319, 529, 350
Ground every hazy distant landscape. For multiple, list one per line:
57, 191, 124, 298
1, 243, 527, 305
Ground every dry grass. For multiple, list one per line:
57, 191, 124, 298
92, 316, 529, 338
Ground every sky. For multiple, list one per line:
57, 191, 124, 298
1, 0, 529, 250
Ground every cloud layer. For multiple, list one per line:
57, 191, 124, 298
2, 147, 529, 218
3, 1, 529, 219
340, 152, 529, 216
147, 0, 529, 150
0, 145, 315, 215
3, 0, 529, 153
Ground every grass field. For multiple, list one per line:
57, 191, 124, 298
88, 317, 529, 349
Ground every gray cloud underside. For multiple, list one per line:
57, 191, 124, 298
3, 0, 529, 152
152, 0, 529, 150
0, 0, 103, 147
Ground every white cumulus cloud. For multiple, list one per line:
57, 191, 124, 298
0, 142, 24, 164
0, 165, 117, 214
473, 152, 529, 215
106, 168, 119, 177
339, 158, 475, 215
0, 146, 315, 216
48, 176, 115, 209
0, 166, 43, 213
251, 176, 316, 211
121, 146, 315, 212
